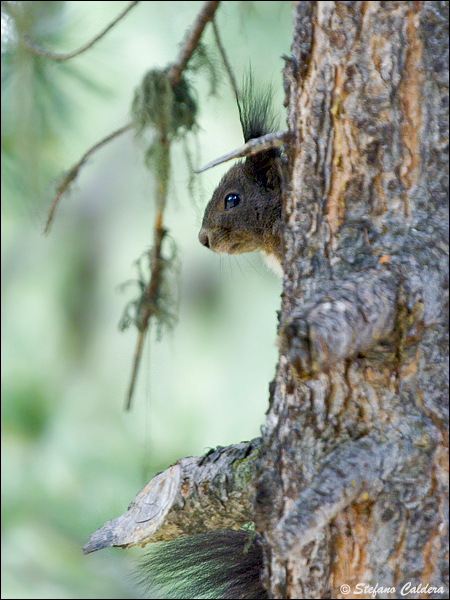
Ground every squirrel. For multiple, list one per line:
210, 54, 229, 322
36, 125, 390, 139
198, 76, 285, 276
137, 81, 282, 600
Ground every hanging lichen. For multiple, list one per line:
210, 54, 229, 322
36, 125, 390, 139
131, 68, 198, 171
132, 68, 197, 134
118, 235, 180, 340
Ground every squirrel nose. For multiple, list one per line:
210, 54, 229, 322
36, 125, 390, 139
198, 228, 210, 248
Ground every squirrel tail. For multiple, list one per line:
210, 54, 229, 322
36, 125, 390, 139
137, 529, 266, 599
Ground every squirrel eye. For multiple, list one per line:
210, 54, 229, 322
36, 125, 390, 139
224, 193, 240, 210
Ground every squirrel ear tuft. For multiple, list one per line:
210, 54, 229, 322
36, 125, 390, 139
238, 71, 281, 190
244, 149, 281, 190
238, 72, 278, 143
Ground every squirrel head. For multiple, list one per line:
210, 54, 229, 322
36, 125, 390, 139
198, 150, 283, 262
198, 75, 284, 273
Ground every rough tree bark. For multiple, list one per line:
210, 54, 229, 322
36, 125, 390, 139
84, 2, 448, 599
255, 1, 448, 598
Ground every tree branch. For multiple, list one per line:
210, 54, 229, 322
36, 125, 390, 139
82, 438, 261, 553
41, 1, 221, 408
124, 219, 167, 410
44, 1, 220, 234
22, 1, 140, 62
196, 130, 289, 173
166, 1, 220, 87
124, 0, 220, 408
43, 123, 132, 234
211, 17, 240, 103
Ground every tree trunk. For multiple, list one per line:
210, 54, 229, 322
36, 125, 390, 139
255, 2, 448, 598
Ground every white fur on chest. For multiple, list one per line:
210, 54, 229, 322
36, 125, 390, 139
261, 251, 283, 277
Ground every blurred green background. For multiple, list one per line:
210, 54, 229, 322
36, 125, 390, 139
1, 2, 291, 598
